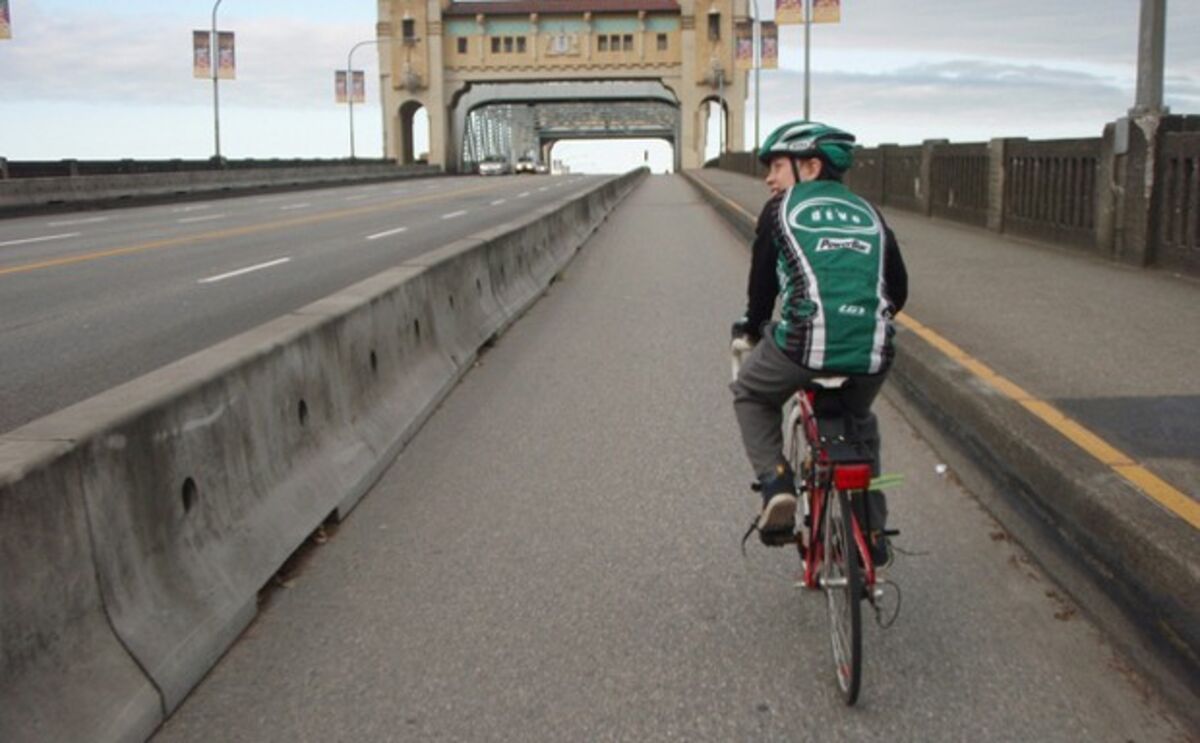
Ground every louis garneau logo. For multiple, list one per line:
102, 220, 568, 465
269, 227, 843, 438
816, 237, 872, 254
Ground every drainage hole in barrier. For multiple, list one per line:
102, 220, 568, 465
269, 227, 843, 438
448, 293, 455, 310
182, 477, 198, 514
476, 278, 483, 296
370, 350, 378, 374
500, 265, 506, 280
298, 399, 309, 426
414, 318, 421, 340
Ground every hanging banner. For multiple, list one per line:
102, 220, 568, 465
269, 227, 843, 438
335, 71, 348, 103
775, 0, 803, 26
352, 70, 366, 104
0, 0, 12, 40
192, 31, 211, 78
761, 22, 778, 69
813, 0, 841, 23
217, 31, 236, 80
735, 20, 753, 70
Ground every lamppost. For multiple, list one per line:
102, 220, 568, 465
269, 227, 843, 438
803, 0, 812, 120
347, 36, 415, 159
748, 0, 760, 159
211, 0, 225, 160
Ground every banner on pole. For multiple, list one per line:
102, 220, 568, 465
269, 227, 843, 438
774, 0, 803, 25
193, 31, 211, 78
761, 22, 778, 69
352, 70, 366, 104
0, 0, 12, 40
335, 71, 348, 103
813, 0, 841, 23
735, 21, 753, 70
217, 31, 236, 80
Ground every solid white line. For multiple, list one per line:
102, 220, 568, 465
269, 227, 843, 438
198, 257, 291, 284
366, 226, 408, 240
0, 232, 81, 247
517, 192, 530, 198
46, 216, 108, 227
177, 214, 227, 224
344, 194, 371, 201
491, 199, 507, 206
441, 210, 467, 219
279, 203, 311, 211
172, 204, 212, 213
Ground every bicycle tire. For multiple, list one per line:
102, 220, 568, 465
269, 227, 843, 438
822, 488, 862, 705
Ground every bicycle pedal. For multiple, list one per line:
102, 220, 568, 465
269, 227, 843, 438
759, 529, 796, 547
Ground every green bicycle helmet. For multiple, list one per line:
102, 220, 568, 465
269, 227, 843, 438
758, 120, 856, 175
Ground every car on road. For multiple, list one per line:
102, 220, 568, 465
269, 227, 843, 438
477, 156, 510, 176
515, 156, 538, 175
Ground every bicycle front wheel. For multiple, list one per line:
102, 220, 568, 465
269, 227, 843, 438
821, 489, 862, 705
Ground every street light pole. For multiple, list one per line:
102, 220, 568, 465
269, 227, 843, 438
347, 37, 412, 160
347, 40, 375, 160
211, 0, 225, 159
803, 0, 811, 120
749, 0, 760, 158
1131, 0, 1168, 116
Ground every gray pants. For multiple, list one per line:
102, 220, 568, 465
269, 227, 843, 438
731, 333, 889, 530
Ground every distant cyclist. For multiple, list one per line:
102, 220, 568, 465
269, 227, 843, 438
731, 121, 908, 562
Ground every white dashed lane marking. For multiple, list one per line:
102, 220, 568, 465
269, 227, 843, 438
441, 210, 467, 219
366, 226, 408, 240
177, 214, 228, 224
0, 233, 81, 248
46, 216, 108, 227
198, 257, 292, 284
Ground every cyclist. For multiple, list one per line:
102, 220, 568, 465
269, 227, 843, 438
731, 121, 907, 563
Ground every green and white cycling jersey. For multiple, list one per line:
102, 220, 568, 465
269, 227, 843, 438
771, 180, 896, 374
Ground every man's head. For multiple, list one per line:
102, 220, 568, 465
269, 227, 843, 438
758, 120, 856, 195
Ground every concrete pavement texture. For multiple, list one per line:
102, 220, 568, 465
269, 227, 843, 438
154, 176, 1189, 742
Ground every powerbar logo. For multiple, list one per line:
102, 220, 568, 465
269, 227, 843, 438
815, 237, 872, 254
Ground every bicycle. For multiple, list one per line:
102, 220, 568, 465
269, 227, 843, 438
733, 339, 902, 706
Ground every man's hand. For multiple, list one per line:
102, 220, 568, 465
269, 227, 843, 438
731, 318, 759, 342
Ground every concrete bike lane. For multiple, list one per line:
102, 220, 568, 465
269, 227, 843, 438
154, 176, 1189, 742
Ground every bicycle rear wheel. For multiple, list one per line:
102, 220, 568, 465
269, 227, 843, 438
822, 489, 862, 705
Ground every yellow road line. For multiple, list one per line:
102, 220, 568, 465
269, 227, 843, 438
897, 302, 1198, 530
689, 171, 1200, 530
0, 181, 509, 278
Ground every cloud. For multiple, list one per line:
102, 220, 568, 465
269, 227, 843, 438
749, 59, 1141, 146
2, 4, 378, 109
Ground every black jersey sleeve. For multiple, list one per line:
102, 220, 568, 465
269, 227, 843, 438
882, 223, 908, 314
741, 193, 785, 338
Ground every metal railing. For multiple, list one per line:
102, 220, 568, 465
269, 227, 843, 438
1156, 131, 1200, 274
1004, 138, 1100, 248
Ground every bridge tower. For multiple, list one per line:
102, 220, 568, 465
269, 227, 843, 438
377, 0, 748, 172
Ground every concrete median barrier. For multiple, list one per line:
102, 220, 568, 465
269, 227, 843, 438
0, 162, 440, 215
0, 168, 647, 741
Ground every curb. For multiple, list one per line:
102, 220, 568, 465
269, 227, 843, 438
0, 168, 648, 743
682, 169, 1200, 720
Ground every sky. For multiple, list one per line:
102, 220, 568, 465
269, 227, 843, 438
0, 0, 1196, 173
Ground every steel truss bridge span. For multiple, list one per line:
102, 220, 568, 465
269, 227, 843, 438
454, 81, 681, 171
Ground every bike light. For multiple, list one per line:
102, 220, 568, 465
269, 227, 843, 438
833, 464, 872, 490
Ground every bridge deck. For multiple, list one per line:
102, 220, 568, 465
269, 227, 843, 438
154, 176, 1186, 740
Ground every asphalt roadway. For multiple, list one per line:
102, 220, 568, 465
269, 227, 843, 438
0, 174, 604, 433
153, 176, 1190, 742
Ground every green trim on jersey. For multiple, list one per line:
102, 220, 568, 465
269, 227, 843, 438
774, 180, 890, 374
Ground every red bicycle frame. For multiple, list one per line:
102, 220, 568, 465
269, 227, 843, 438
793, 390, 877, 590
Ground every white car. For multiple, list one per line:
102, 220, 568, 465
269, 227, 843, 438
515, 157, 537, 175
477, 157, 510, 176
